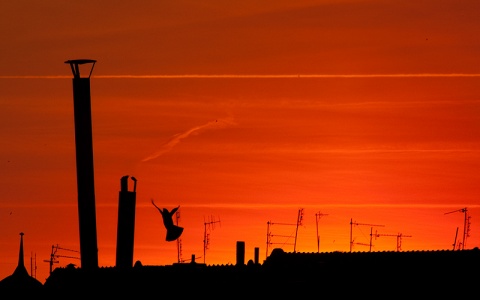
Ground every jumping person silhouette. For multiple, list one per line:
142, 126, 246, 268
151, 199, 184, 241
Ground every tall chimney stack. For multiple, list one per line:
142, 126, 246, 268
65, 59, 99, 270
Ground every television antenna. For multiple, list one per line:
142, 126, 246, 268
315, 211, 329, 253
43, 244, 80, 275
373, 231, 412, 251
445, 207, 470, 250
349, 218, 385, 252
175, 209, 182, 263
203, 215, 221, 264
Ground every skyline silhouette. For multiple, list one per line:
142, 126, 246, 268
2, 0, 480, 284
2, 229, 479, 296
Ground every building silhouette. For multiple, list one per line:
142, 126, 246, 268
0, 232, 43, 291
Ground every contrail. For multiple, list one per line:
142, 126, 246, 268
139, 203, 480, 209
93, 74, 480, 79
2, 73, 480, 79
0, 75, 72, 79
141, 117, 236, 162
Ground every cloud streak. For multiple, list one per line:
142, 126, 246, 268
141, 117, 236, 162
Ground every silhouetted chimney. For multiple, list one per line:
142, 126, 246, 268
115, 175, 137, 269
65, 59, 99, 270
236, 241, 245, 266
254, 247, 260, 264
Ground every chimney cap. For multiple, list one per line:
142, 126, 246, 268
64, 59, 96, 64
65, 59, 96, 78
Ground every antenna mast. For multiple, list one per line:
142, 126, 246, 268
30, 252, 37, 279
176, 209, 182, 263
445, 207, 470, 250
203, 215, 221, 264
350, 218, 385, 252
293, 208, 304, 253
373, 231, 412, 251
43, 244, 80, 275
266, 209, 302, 258
315, 211, 329, 253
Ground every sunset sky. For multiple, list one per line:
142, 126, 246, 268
1, 0, 480, 283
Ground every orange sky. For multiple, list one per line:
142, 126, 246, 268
1, 1, 480, 283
